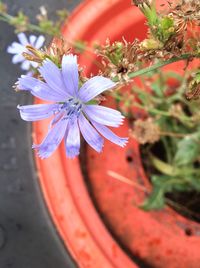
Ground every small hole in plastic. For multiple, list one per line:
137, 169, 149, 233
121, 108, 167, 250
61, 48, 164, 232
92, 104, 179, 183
126, 155, 133, 162
185, 228, 193, 236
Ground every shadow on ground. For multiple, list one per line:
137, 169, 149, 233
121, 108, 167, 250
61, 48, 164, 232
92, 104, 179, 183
0, 1, 81, 267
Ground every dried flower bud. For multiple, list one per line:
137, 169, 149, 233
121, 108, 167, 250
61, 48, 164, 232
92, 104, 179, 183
132, 0, 152, 9
56, 9, 69, 21
169, 104, 184, 117
130, 117, 160, 144
185, 70, 200, 100
140, 38, 163, 50
36, 6, 68, 36
10, 11, 29, 32
46, 37, 71, 65
168, 0, 200, 48
40, 6, 47, 17
22, 45, 45, 64
0, 1, 7, 13
170, 0, 200, 27
13, 81, 20, 92
36, 6, 48, 22
96, 38, 139, 82
21, 37, 72, 68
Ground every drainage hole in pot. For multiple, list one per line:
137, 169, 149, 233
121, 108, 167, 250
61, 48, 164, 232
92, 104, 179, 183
185, 227, 193, 236
126, 155, 133, 163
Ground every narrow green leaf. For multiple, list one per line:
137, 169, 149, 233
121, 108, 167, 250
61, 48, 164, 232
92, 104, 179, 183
141, 186, 165, 210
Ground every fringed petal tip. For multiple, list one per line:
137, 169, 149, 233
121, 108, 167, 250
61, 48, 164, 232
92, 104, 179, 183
32, 143, 81, 160
12, 81, 20, 91
66, 147, 80, 159
32, 143, 38, 150
17, 75, 27, 88
32, 119, 68, 159
35, 35, 45, 49
17, 103, 58, 122
32, 144, 48, 159
62, 54, 79, 97
93, 142, 104, 153
17, 32, 28, 45
118, 137, 129, 147
63, 53, 78, 61
91, 121, 128, 148
61, 54, 78, 70
7, 42, 24, 54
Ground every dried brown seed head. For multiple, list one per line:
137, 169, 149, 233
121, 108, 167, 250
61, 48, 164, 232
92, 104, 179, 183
130, 117, 160, 144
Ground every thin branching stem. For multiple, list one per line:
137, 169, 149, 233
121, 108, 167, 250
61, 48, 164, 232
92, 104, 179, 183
113, 54, 194, 82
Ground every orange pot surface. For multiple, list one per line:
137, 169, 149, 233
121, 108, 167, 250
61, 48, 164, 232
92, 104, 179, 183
34, 1, 200, 268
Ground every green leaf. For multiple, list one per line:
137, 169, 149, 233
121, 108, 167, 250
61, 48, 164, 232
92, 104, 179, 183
133, 88, 149, 105
74, 40, 87, 54
151, 82, 163, 98
157, 16, 175, 43
189, 176, 200, 191
142, 3, 159, 27
141, 175, 169, 210
86, 100, 98, 105
174, 134, 200, 166
141, 175, 192, 211
165, 71, 183, 82
150, 154, 180, 176
141, 185, 165, 210
160, 16, 174, 31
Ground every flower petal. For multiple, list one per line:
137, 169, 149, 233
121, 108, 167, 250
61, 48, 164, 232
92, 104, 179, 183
18, 75, 65, 101
17, 33, 28, 45
61, 54, 79, 97
7, 42, 24, 54
39, 59, 68, 97
65, 119, 80, 158
84, 105, 124, 127
78, 76, 115, 102
21, 60, 30, 71
33, 118, 68, 159
29, 35, 37, 46
91, 121, 128, 147
12, 54, 24, 64
18, 103, 59, 121
35, 35, 45, 49
30, 61, 39, 68
78, 113, 103, 152
49, 111, 64, 129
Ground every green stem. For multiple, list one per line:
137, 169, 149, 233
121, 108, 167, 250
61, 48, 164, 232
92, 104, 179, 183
133, 102, 191, 122
112, 54, 193, 82
161, 136, 172, 163
150, 154, 200, 177
0, 12, 196, 71
0, 12, 198, 87
0, 13, 53, 35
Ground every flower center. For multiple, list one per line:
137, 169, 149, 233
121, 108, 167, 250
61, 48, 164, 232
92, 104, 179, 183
61, 98, 83, 119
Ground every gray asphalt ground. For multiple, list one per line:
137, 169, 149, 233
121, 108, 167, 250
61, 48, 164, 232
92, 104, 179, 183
0, 1, 81, 267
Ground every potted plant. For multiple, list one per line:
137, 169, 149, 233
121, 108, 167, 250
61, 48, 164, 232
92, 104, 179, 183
1, 0, 200, 267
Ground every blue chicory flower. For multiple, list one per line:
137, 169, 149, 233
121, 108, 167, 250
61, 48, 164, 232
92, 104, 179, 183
7, 32, 45, 71
17, 54, 128, 158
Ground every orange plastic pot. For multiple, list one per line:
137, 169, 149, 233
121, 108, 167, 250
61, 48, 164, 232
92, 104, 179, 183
34, 1, 200, 268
